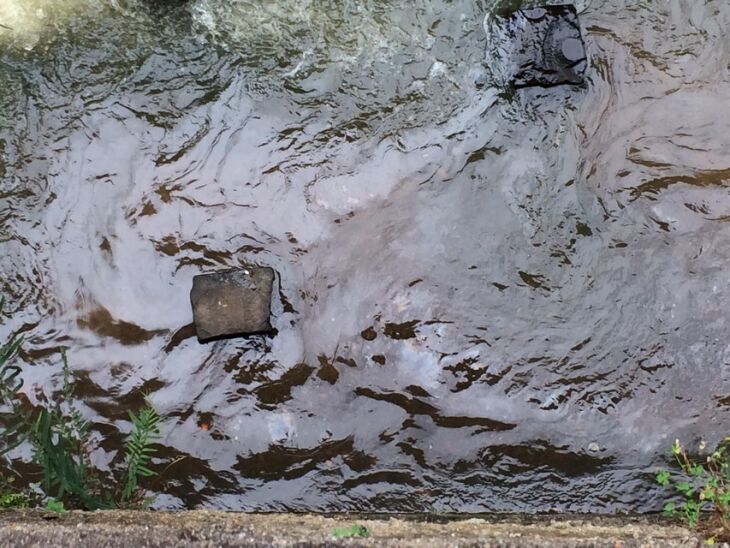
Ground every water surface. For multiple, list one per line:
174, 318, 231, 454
1, 0, 729, 511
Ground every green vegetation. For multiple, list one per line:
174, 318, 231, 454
44, 499, 66, 514
0, 297, 162, 510
331, 524, 370, 539
0, 492, 29, 509
657, 438, 730, 542
121, 405, 161, 502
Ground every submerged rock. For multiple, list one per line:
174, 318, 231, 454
485, 4, 587, 88
190, 268, 274, 341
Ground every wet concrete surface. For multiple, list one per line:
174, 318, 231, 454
0, 511, 702, 547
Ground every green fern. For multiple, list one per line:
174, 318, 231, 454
121, 403, 161, 502
2, 298, 164, 509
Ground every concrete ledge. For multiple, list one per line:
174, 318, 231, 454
0, 510, 700, 547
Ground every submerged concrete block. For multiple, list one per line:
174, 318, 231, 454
488, 4, 587, 88
190, 267, 274, 341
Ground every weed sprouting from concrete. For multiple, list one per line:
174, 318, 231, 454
331, 524, 370, 539
657, 438, 730, 543
0, 297, 163, 510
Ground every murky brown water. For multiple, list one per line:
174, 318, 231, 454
1, 0, 729, 511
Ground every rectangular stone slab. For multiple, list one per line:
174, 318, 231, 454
190, 267, 274, 341
492, 4, 587, 88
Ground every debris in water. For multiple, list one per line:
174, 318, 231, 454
190, 267, 275, 342
485, 4, 587, 88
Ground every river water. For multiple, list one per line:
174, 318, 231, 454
1, 0, 729, 512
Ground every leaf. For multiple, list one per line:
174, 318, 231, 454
675, 482, 694, 496
691, 464, 705, 477
656, 470, 671, 487
45, 499, 66, 514
700, 486, 715, 502
0, 493, 30, 509
332, 525, 370, 539
683, 500, 701, 528
27, 351, 107, 511
121, 402, 161, 503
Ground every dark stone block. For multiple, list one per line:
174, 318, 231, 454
190, 267, 274, 341
487, 4, 587, 88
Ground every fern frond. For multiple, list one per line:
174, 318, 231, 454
121, 403, 161, 502
2, 305, 164, 509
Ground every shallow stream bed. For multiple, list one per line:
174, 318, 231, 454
1, 0, 729, 511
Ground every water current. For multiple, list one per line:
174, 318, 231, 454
1, 0, 729, 511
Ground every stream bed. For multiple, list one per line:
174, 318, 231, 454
1, 0, 729, 511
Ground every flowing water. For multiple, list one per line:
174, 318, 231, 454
1, 0, 729, 511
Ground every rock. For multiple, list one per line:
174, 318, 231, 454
190, 267, 274, 341
485, 4, 587, 88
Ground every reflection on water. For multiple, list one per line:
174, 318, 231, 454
1, 0, 729, 511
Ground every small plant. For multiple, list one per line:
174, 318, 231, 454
44, 499, 66, 514
331, 524, 370, 539
31, 405, 101, 508
656, 438, 730, 542
30, 349, 105, 509
121, 403, 161, 503
1, 297, 164, 511
29, 381, 163, 509
0, 492, 29, 509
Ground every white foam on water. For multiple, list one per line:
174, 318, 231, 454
188, 0, 417, 68
0, 0, 99, 49
0, 0, 157, 50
